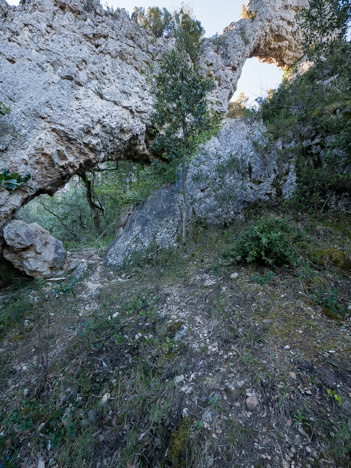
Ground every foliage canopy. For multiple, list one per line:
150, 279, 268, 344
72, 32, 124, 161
134, 4, 204, 64
298, 0, 351, 58
151, 49, 216, 162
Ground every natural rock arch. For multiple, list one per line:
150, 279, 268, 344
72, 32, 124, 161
0, 0, 308, 232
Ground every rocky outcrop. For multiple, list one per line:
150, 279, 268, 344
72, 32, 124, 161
3, 220, 67, 278
0, 0, 308, 230
106, 118, 296, 269
106, 186, 181, 269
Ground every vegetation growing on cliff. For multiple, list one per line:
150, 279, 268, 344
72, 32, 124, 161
0, 101, 10, 116
259, 0, 351, 211
133, 4, 204, 63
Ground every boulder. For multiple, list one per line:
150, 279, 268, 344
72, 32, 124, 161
3, 220, 67, 278
106, 118, 296, 269
106, 185, 181, 269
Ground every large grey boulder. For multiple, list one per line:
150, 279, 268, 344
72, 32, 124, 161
3, 220, 67, 278
106, 186, 181, 269
106, 118, 296, 269
0, 0, 307, 230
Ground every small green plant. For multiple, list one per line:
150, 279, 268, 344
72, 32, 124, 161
250, 271, 275, 285
0, 101, 10, 116
52, 277, 77, 297
327, 389, 343, 406
0, 169, 31, 193
312, 285, 347, 320
294, 409, 311, 428
209, 394, 223, 410
229, 217, 302, 267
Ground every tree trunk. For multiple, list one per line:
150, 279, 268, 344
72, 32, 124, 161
79, 173, 103, 235
181, 157, 188, 245
181, 126, 189, 245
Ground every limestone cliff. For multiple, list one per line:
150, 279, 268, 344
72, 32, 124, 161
0, 0, 307, 230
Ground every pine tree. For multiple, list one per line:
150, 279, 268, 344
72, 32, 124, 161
151, 50, 218, 244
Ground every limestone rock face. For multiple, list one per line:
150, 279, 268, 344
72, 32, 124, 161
0, 0, 307, 229
3, 220, 67, 278
106, 186, 181, 270
106, 118, 296, 269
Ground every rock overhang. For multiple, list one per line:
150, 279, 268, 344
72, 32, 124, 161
0, 0, 308, 231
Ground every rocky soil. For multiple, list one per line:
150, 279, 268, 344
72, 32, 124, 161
0, 209, 350, 467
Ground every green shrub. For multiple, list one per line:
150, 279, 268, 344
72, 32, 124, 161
230, 217, 300, 267
0, 169, 31, 193
312, 285, 347, 320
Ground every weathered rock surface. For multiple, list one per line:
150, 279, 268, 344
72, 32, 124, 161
3, 220, 67, 278
106, 118, 296, 269
106, 185, 181, 269
0, 0, 307, 230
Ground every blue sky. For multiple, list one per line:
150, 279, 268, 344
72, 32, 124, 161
6, 0, 284, 103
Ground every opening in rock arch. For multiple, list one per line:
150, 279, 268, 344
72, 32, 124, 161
16, 160, 171, 250
233, 58, 284, 107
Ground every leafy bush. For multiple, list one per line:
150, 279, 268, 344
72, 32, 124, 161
0, 169, 31, 192
230, 217, 301, 267
312, 285, 347, 320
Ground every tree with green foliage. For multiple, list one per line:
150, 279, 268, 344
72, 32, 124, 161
259, 0, 351, 210
172, 8, 204, 64
151, 49, 218, 244
134, 4, 204, 64
133, 6, 173, 38
298, 0, 351, 58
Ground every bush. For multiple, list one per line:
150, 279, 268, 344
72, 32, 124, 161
230, 217, 300, 267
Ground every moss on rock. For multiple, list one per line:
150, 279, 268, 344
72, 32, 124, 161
311, 248, 351, 271
167, 417, 192, 467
